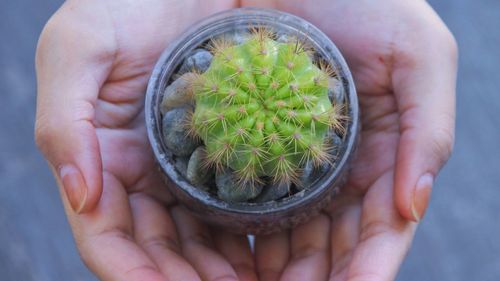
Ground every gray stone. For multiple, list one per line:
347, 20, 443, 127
297, 161, 315, 190
162, 107, 200, 157
173, 156, 189, 179
160, 72, 197, 113
216, 168, 264, 202
332, 132, 343, 157
326, 130, 344, 157
296, 131, 342, 190
255, 181, 291, 203
178, 49, 213, 75
221, 30, 249, 45
297, 161, 330, 190
328, 77, 346, 104
186, 147, 213, 190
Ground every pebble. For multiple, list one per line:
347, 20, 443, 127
255, 181, 290, 203
296, 131, 343, 190
173, 156, 189, 179
178, 49, 213, 75
297, 161, 330, 190
297, 161, 316, 190
162, 107, 200, 157
186, 147, 213, 190
216, 168, 264, 202
328, 77, 346, 104
221, 30, 249, 45
160, 72, 197, 114
330, 132, 343, 157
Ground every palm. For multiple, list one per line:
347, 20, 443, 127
242, 1, 421, 281
61, 1, 260, 281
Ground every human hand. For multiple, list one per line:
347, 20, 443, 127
35, 1, 260, 280
241, 0, 457, 280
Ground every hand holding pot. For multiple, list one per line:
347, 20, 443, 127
35, 0, 457, 280
243, 0, 457, 280
35, 1, 260, 281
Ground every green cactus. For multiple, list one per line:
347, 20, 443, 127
187, 28, 346, 187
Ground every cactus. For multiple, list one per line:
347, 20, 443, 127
187, 28, 346, 188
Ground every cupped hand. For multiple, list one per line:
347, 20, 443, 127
36, 1, 457, 280
242, 0, 457, 280
35, 1, 259, 281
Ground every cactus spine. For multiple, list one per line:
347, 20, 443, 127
188, 28, 346, 187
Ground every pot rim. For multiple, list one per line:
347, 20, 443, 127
145, 7, 359, 215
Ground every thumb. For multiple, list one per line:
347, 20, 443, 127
36, 115, 102, 214
393, 26, 458, 222
34, 6, 114, 213
35, 68, 104, 214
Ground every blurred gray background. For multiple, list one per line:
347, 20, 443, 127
0, 0, 498, 280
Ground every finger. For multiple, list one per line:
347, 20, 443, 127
170, 206, 239, 281
240, 0, 278, 8
212, 231, 258, 281
255, 231, 290, 281
279, 214, 331, 281
70, 172, 166, 281
328, 199, 362, 281
345, 171, 416, 281
130, 194, 201, 281
392, 4, 458, 222
35, 2, 116, 213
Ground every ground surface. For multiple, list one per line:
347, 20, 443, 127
0, 0, 499, 280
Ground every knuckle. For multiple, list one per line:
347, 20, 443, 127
292, 244, 325, 260
76, 229, 133, 270
34, 100, 95, 154
397, 11, 459, 68
140, 234, 181, 254
430, 124, 455, 164
185, 232, 213, 248
429, 111, 456, 164
34, 117, 57, 154
359, 220, 401, 242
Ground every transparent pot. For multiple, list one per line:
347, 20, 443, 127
145, 7, 359, 234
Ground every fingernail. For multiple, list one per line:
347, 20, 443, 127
59, 164, 88, 214
411, 173, 434, 222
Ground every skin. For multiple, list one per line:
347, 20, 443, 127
240, 1, 457, 280
35, 0, 457, 281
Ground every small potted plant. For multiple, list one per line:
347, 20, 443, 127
146, 8, 359, 234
